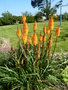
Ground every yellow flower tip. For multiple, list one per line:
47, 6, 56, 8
11, 46, 14, 53
37, 50, 40, 58
55, 26, 60, 37
46, 27, 50, 34
28, 37, 32, 44
39, 33, 43, 42
21, 59, 24, 65
49, 17, 54, 30
43, 25, 46, 34
49, 39, 53, 47
16, 29, 21, 38
34, 20, 37, 25
32, 33, 37, 45
37, 43, 40, 51
43, 36, 46, 42
22, 15, 26, 23
33, 21, 37, 32
22, 34, 27, 44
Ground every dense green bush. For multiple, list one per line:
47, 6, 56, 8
26, 16, 35, 23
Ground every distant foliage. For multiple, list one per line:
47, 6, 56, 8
0, 11, 35, 26
63, 12, 68, 21
0, 11, 13, 25
26, 16, 35, 23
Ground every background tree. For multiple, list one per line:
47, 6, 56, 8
63, 12, 68, 20
31, 0, 62, 19
1, 11, 13, 25
35, 12, 43, 21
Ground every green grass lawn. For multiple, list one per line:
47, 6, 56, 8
0, 21, 68, 52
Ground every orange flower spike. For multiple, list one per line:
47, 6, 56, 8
23, 22, 28, 30
22, 15, 26, 23
23, 22, 28, 36
43, 36, 46, 42
28, 37, 32, 44
43, 25, 46, 34
16, 29, 21, 38
22, 34, 27, 44
33, 21, 37, 32
39, 33, 43, 42
55, 26, 60, 37
32, 33, 37, 45
46, 27, 50, 34
49, 17, 54, 30
24, 29, 28, 36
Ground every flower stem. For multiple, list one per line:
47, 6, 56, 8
33, 45, 35, 60
47, 46, 51, 65
18, 38, 20, 57
15, 53, 17, 69
51, 36, 58, 59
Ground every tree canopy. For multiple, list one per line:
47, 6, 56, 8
31, 0, 63, 19
31, 0, 51, 8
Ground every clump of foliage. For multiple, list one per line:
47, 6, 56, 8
62, 66, 68, 85
0, 16, 68, 90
